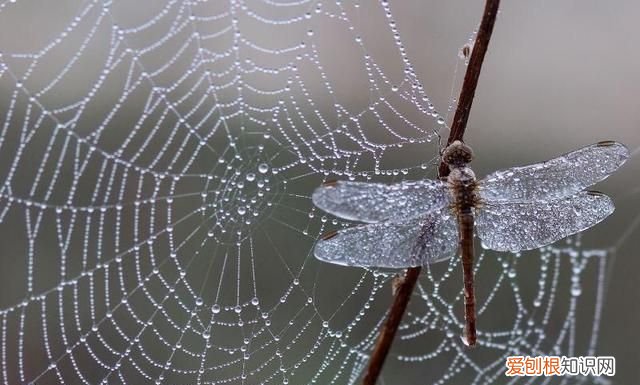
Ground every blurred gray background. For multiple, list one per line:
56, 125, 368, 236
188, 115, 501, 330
0, 0, 638, 384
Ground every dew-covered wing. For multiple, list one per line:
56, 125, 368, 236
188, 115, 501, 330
479, 141, 629, 203
312, 179, 450, 223
476, 191, 614, 252
314, 211, 458, 268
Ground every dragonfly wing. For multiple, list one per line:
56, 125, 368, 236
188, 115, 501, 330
314, 210, 458, 268
480, 141, 629, 203
476, 191, 614, 252
312, 179, 450, 223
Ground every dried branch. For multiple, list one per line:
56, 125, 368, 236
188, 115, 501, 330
438, 0, 501, 177
361, 1, 501, 384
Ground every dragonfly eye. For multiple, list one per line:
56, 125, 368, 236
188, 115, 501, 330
442, 140, 474, 166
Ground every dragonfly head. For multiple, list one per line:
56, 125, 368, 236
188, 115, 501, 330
443, 140, 474, 168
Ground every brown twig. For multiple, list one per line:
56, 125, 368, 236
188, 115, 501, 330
439, 0, 501, 177
361, 1, 501, 384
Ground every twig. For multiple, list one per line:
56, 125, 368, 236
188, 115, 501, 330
438, 0, 501, 177
361, 267, 421, 385
361, 1, 501, 384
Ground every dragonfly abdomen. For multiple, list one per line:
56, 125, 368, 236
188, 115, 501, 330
457, 211, 477, 347
448, 165, 479, 347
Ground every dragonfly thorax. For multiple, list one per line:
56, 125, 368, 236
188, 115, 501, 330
447, 166, 476, 184
448, 167, 480, 212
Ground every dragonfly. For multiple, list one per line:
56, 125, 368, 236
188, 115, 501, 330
312, 140, 629, 347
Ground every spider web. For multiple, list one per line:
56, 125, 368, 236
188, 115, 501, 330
0, 1, 630, 384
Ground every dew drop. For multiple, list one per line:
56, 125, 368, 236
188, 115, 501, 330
570, 284, 582, 297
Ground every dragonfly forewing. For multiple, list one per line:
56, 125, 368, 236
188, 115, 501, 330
314, 210, 458, 268
480, 141, 629, 203
475, 191, 614, 252
312, 179, 450, 223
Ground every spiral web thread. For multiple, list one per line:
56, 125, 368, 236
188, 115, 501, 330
0, 1, 615, 384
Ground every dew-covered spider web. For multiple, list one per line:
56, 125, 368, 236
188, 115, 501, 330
0, 1, 631, 385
